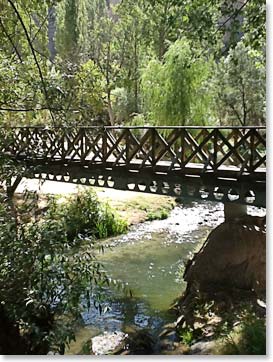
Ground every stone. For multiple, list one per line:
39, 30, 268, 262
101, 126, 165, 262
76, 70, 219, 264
183, 215, 266, 296
224, 203, 247, 220
126, 329, 155, 354
159, 329, 172, 338
91, 331, 127, 355
91, 327, 156, 355
190, 340, 216, 355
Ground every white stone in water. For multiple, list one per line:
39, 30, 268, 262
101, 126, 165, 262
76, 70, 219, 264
91, 331, 127, 355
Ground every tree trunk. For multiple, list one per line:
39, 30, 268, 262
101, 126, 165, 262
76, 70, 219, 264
133, 34, 139, 113
107, 90, 115, 125
48, 6, 57, 62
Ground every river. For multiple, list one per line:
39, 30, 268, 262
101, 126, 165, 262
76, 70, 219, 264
64, 199, 265, 355
17, 179, 265, 354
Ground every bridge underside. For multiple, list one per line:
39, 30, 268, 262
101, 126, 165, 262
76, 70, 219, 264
24, 161, 266, 207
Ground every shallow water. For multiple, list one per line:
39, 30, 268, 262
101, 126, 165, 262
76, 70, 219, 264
66, 201, 265, 354
16, 179, 265, 354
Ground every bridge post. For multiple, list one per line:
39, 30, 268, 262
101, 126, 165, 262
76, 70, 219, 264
224, 202, 248, 221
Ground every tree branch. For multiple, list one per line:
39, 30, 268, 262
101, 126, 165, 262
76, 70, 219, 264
216, 0, 250, 34
6, 0, 55, 124
0, 17, 23, 62
0, 106, 76, 112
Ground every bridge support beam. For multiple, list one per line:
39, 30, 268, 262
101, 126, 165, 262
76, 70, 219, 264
224, 202, 248, 221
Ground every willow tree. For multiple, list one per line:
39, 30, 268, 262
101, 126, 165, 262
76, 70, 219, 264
141, 39, 214, 126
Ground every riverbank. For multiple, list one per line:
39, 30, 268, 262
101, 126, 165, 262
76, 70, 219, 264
16, 179, 176, 225
164, 213, 266, 356
95, 188, 176, 224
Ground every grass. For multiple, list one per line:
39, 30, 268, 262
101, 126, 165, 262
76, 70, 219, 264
119, 195, 176, 224
176, 294, 266, 355
216, 310, 266, 355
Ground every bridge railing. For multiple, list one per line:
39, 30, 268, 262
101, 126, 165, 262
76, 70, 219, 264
0, 126, 266, 174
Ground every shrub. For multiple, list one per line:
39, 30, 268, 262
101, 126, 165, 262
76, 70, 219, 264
46, 189, 128, 241
0, 182, 127, 354
0, 192, 110, 354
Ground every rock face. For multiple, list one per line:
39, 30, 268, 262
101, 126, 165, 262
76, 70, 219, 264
183, 215, 266, 296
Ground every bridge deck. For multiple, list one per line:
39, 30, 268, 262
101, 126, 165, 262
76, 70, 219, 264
0, 126, 266, 206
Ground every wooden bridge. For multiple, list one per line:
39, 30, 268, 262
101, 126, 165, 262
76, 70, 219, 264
0, 126, 266, 207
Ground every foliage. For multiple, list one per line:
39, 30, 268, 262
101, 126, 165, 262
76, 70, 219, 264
147, 208, 169, 221
176, 291, 266, 355
111, 87, 132, 124
47, 189, 128, 241
56, 0, 89, 61
212, 41, 266, 126
141, 39, 214, 125
241, 1, 266, 53
0, 0, 266, 126
179, 327, 194, 346
218, 309, 266, 355
0, 159, 127, 354
0, 192, 106, 354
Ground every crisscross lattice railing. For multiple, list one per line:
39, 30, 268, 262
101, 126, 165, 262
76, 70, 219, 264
0, 126, 266, 175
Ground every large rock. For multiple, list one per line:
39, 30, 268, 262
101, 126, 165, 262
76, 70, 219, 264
183, 215, 266, 296
91, 331, 127, 355
90, 328, 155, 355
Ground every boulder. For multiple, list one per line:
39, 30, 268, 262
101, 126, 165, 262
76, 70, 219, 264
183, 215, 266, 296
91, 331, 127, 355
90, 328, 155, 355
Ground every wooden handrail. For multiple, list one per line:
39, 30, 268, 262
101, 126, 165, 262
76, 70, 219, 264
0, 126, 266, 178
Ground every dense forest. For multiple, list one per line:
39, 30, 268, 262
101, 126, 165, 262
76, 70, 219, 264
0, 0, 266, 127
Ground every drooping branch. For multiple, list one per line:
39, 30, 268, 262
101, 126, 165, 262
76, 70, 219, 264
0, 106, 76, 112
6, 0, 55, 124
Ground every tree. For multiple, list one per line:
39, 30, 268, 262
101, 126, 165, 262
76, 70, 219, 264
0, 0, 266, 126
0, 0, 58, 124
55, 0, 89, 61
213, 41, 265, 126
141, 39, 214, 125
86, 2, 136, 124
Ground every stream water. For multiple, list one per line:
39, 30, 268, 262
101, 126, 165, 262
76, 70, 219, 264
16, 179, 265, 354
65, 200, 265, 355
